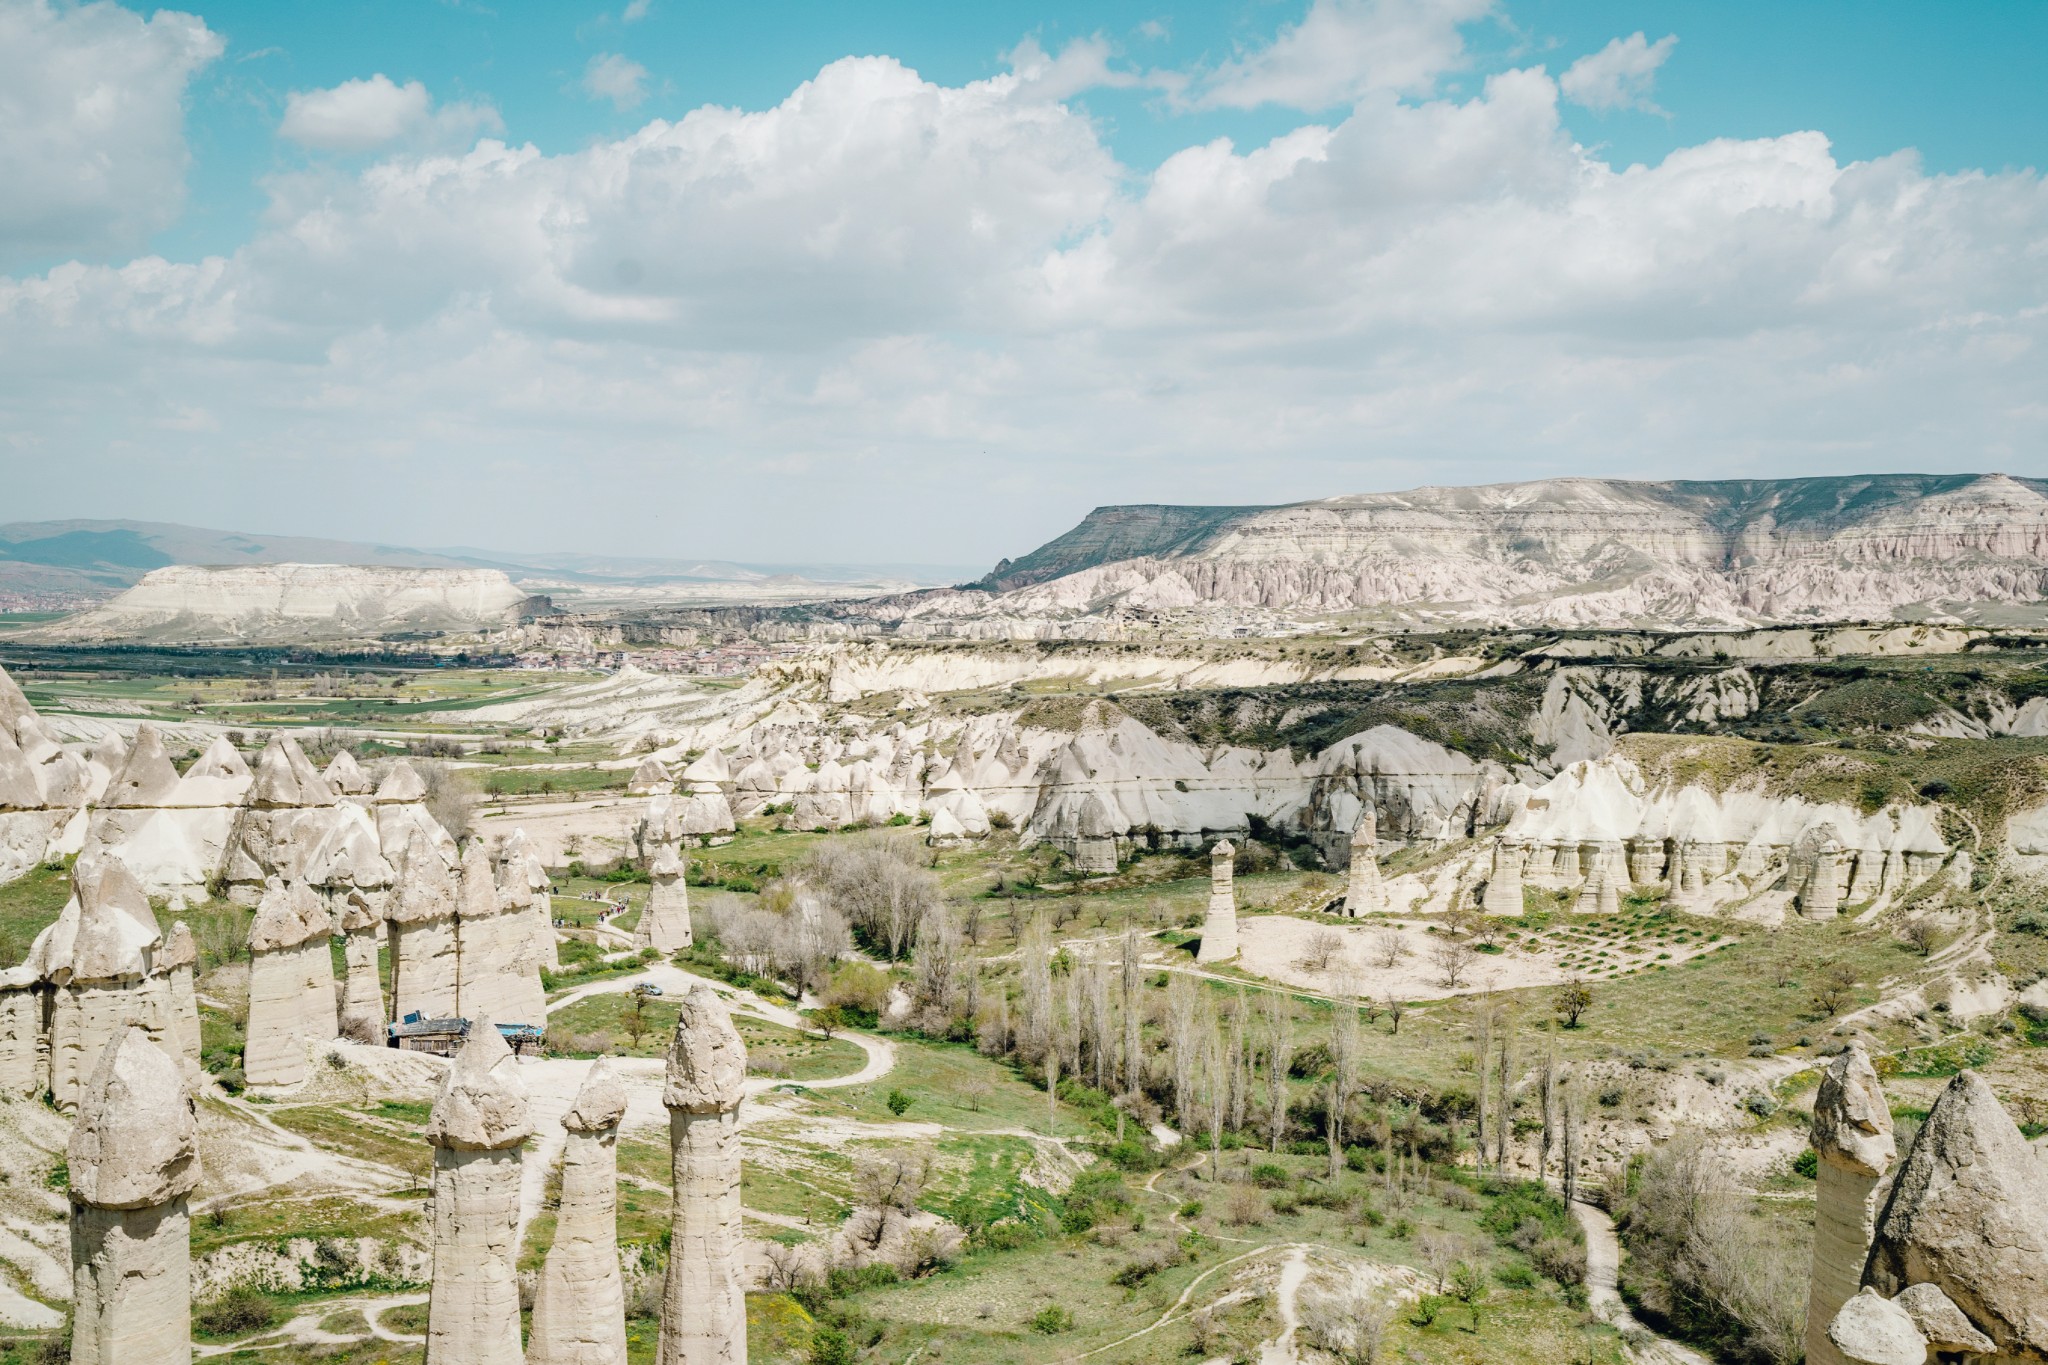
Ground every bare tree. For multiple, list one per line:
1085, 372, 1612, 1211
1166, 972, 1201, 1128
1372, 927, 1405, 970
1119, 927, 1143, 1098
1203, 1010, 1226, 1179
1494, 1016, 1516, 1174
1296, 929, 1344, 972
1303, 1282, 1397, 1365
1327, 989, 1359, 1179
851, 1148, 931, 1250
911, 905, 959, 1022
1226, 988, 1251, 1133
800, 837, 941, 960
1417, 1229, 1462, 1293
1536, 1033, 1558, 1185
1385, 996, 1405, 1035
1431, 935, 1476, 990
1560, 1070, 1584, 1205
1261, 988, 1293, 1152
1901, 915, 1939, 956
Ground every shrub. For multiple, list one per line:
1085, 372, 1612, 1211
1792, 1148, 1818, 1180
1030, 1305, 1074, 1334
885, 1089, 913, 1116
808, 1327, 856, 1365
1250, 1163, 1289, 1189
1408, 1293, 1444, 1327
196, 1287, 277, 1338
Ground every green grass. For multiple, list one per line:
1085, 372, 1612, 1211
0, 861, 68, 962
482, 766, 629, 797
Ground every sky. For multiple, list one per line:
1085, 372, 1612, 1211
1, 0, 2043, 567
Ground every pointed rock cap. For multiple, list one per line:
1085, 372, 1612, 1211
70, 860, 162, 982
374, 759, 428, 804
1811, 1043, 1895, 1176
159, 920, 197, 973
186, 734, 252, 782
389, 825, 459, 924
68, 1027, 200, 1208
1076, 791, 1117, 839
322, 749, 372, 795
458, 841, 501, 919
88, 731, 129, 776
1866, 1070, 2048, 1355
649, 843, 686, 880
681, 749, 731, 788
104, 724, 182, 808
251, 733, 336, 807
1211, 839, 1235, 862
1827, 1288, 1928, 1365
663, 984, 746, 1114
1351, 805, 1378, 847
0, 664, 35, 729
627, 756, 673, 795
426, 1015, 531, 1150
249, 879, 334, 952
929, 807, 966, 841
563, 1055, 630, 1133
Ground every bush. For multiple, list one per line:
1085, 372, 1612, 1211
196, 1287, 277, 1338
808, 1326, 857, 1365
1030, 1305, 1074, 1334
885, 1089, 913, 1116
1250, 1163, 1289, 1189
1792, 1148, 1818, 1180
1409, 1293, 1444, 1327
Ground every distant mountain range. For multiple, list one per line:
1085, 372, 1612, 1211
917, 473, 2048, 630
0, 520, 977, 596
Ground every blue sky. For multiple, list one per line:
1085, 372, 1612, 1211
1, 0, 2043, 562
154, 0, 2048, 268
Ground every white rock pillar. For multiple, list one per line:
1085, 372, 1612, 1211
244, 879, 339, 1089
1803, 838, 1844, 921
390, 826, 461, 1022
0, 967, 44, 1098
1481, 836, 1527, 916
1342, 807, 1386, 916
38, 860, 173, 1111
639, 844, 693, 954
1806, 1044, 1895, 1365
337, 895, 386, 1043
529, 1058, 630, 1365
456, 841, 543, 1024
159, 922, 201, 1064
68, 1026, 200, 1365
1572, 842, 1626, 916
497, 829, 559, 972
1196, 841, 1240, 963
657, 985, 748, 1365
424, 1016, 531, 1365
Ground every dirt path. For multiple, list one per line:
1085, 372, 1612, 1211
1257, 1246, 1310, 1365
1572, 1201, 1711, 1365
193, 1290, 428, 1357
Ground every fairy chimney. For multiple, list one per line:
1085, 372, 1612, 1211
423, 1017, 531, 1365
657, 986, 748, 1365
1195, 840, 1239, 964
528, 1058, 631, 1365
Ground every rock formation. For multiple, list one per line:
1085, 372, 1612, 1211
336, 895, 386, 1042
67, 1026, 199, 1365
636, 799, 693, 954
1481, 836, 1527, 915
221, 734, 340, 902
1571, 841, 1627, 915
81, 724, 243, 907
28, 859, 175, 1111
322, 749, 373, 796
0, 664, 91, 883
424, 1017, 531, 1365
658, 985, 748, 1365
528, 1057, 630, 1365
1341, 806, 1385, 915
244, 879, 339, 1088
496, 828, 559, 972
456, 841, 545, 1025
945, 474, 2048, 630
1196, 840, 1239, 964
158, 921, 200, 1064
0, 963, 43, 1098
1859, 1071, 2048, 1356
37, 563, 534, 644
389, 824, 462, 1021
1816, 1068, 2048, 1363
627, 756, 674, 796
1806, 1044, 1896, 1365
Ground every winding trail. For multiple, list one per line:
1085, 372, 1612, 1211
1571, 1201, 1712, 1365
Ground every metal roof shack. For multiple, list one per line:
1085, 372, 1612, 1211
387, 1014, 545, 1057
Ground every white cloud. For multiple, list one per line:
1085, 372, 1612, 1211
279, 74, 500, 152
583, 52, 649, 110
621, 0, 652, 21
1560, 32, 1677, 114
1, 27, 2045, 561
1196, 0, 1494, 110
0, 0, 221, 267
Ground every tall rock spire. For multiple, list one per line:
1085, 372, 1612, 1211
529, 1057, 631, 1365
657, 985, 747, 1365
1342, 806, 1386, 916
1195, 840, 1238, 963
1805, 1044, 1895, 1365
423, 1016, 531, 1365
68, 1027, 199, 1365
